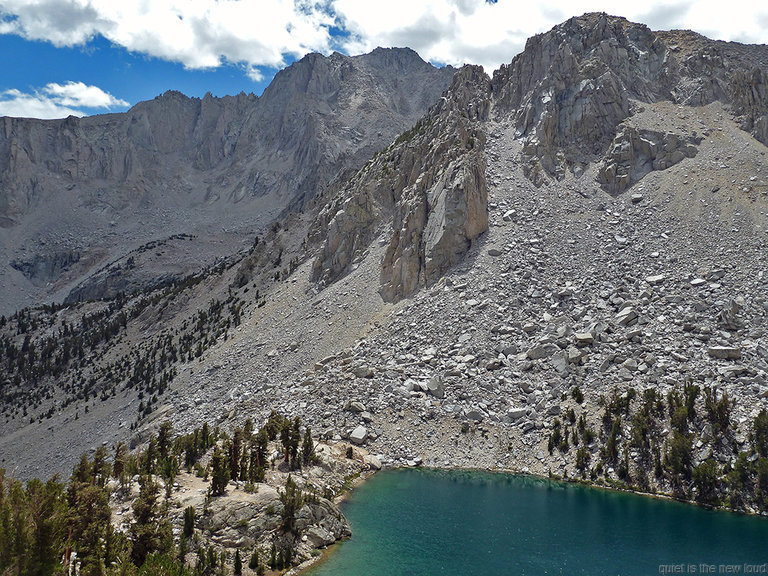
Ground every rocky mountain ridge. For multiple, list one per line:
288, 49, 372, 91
0, 47, 454, 314
308, 13, 768, 302
490, 13, 768, 185
311, 64, 490, 301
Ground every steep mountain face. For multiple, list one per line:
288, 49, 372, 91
489, 12, 768, 186
310, 65, 490, 302
0, 48, 454, 315
309, 13, 768, 302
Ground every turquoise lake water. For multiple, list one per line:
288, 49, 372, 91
306, 468, 768, 576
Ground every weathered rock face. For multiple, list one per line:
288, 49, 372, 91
380, 142, 487, 301
491, 13, 667, 184
10, 250, 81, 287
489, 13, 768, 186
0, 48, 455, 314
308, 13, 768, 309
295, 498, 351, 547
731, 67, 768, 146
311, 66, 490, 302
199, 485, 283, 549
597, 126, 701, 194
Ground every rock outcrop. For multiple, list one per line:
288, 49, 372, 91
597, 126, 701, 193
310, 13, 768, 304
10, 250, 81, 286
490, 13, 666, 184
732, 67, 768, 146
108, 447, 360, 573
311, 65, 490, 302
295, 498, 351, 547
489, 13, 768, 186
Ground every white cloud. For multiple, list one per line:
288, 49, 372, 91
0, 0, 336, 71
44, 81, 129, 108
1, 0, 767, 80
245, 66, 264, 83
332, 0, 768, 73
0, 82, 129, 119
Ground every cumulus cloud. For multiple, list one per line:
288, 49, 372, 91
332, 0, 768, 73
0, 0, 336, 75
0, 82, 129, 119
43, 81, 129, 108
1, 0, 767, 80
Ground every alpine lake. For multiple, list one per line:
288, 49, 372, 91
306, 468, 768, 576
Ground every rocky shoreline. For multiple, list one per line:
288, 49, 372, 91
292, 457, 768, 576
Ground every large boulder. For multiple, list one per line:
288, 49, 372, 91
597, 126, 700, 193
350, 426, 368, 445
295, 498, 351, 547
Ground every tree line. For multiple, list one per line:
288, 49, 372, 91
550, 383, 768, 511
0, 411, 319, 576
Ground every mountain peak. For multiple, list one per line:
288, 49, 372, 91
0, 44, 455, 314
490, 11, 768, 186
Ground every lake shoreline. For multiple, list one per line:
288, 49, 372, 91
296, 464, 768, 576
294, 461, 768, 575
288, 468, 376, 576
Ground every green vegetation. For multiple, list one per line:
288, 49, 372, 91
556, 385, 768, 512
279, 475, 303, 534
183, 506, 195, 538
233, 550, 242, 575
0, 410, 319, 575
0, 248, 273, 428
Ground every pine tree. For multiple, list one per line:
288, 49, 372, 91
693, 459, 720, 504
265, 411, 284, 441
233, 550, 242, 575
243, 418, 254, 444
71, 484, 112, 576
210, 448, 229, 496
254, 428, 269, 470
66, 455, 113, 576
92, 445, 111, 488
229, 429, 243, 481
248, 549, 259, 570
239, 449, 249, 483
143, 438, 158, 476
276, 548, 284, 570
157, 422, 173, 460
25, 477, 66, 576
130, 475, 171, 566
280, 421, 291, 464
289, 418, 301, 469
7, 479, 28, 576
113, 442, 129, 487
0, 471, 13, 574
201, 423, 212, 450
302, 428, 315, 467
183, 506, 195, 538
279, 475, 303, 534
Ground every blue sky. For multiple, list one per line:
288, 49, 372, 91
0, 32, 278, 105
1, 0, 767, 119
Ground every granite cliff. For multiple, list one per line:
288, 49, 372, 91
0, 48, 454, 314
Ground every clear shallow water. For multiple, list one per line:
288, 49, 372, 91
307, 468, 768, 576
